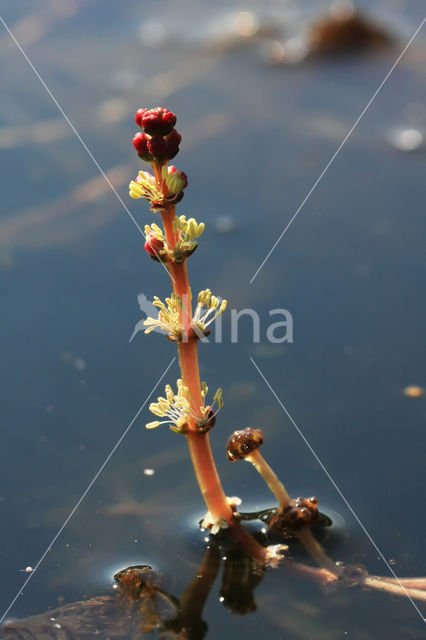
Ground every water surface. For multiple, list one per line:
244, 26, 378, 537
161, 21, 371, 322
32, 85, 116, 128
0, 1, 425, 637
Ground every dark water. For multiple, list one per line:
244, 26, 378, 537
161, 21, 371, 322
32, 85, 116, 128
0, 1, 425, 638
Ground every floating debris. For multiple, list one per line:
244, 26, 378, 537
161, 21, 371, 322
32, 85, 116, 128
388, 128, 424, 152
143, 468, 155, 477
261, 7, 393, 66
20, 566, 33, 574
307, 8, 393, 57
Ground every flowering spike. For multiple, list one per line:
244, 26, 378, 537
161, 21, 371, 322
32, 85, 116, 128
130, 108, 261, 547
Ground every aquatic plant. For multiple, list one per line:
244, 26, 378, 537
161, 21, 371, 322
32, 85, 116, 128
130, 107, 273, 564
129, 107, 426, 599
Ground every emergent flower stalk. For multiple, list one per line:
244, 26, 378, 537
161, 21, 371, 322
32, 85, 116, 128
129, 107, 276, 565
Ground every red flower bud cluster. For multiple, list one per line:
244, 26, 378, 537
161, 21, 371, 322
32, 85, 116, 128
133, 108, 181, 163
135, 108, 176, 136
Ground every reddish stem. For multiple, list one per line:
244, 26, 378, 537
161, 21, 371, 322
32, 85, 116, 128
153, 167, 234, 527
151, 161, 271, 563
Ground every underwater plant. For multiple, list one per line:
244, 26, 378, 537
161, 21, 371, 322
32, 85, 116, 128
129, 107, 426, 600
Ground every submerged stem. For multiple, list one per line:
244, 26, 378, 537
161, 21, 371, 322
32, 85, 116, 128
364, 576, 426, 601
296, 528, 341, 577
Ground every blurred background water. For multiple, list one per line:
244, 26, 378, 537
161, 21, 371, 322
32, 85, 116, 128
0, 0, 425, 638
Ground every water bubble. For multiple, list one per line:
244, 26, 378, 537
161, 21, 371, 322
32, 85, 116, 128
329, 0, 355, 19
388, 128, 423, 152
234, 12, 259, 38
214, 215, 236, 234
280, 36, 309, 65
139, 19, 167, 48
74, 357, 86, 371
261, 41, 285, 65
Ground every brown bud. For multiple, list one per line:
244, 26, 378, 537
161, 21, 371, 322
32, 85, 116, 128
269, 496, 319, 534
195, 407, 216, 434
226, 427, 264, 462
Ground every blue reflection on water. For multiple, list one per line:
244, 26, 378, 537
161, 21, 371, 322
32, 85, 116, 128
0, 1, 425, 636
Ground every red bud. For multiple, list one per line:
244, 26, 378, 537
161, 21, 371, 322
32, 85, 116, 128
132, 132, 151, 157
165, 129, 181, 160
144, 233, 164, 257
135, 108, 147, 128
140, 108, 177, 136
147, 135, 168, 158
161, 110, 177, 133
166, 166, 188, 194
